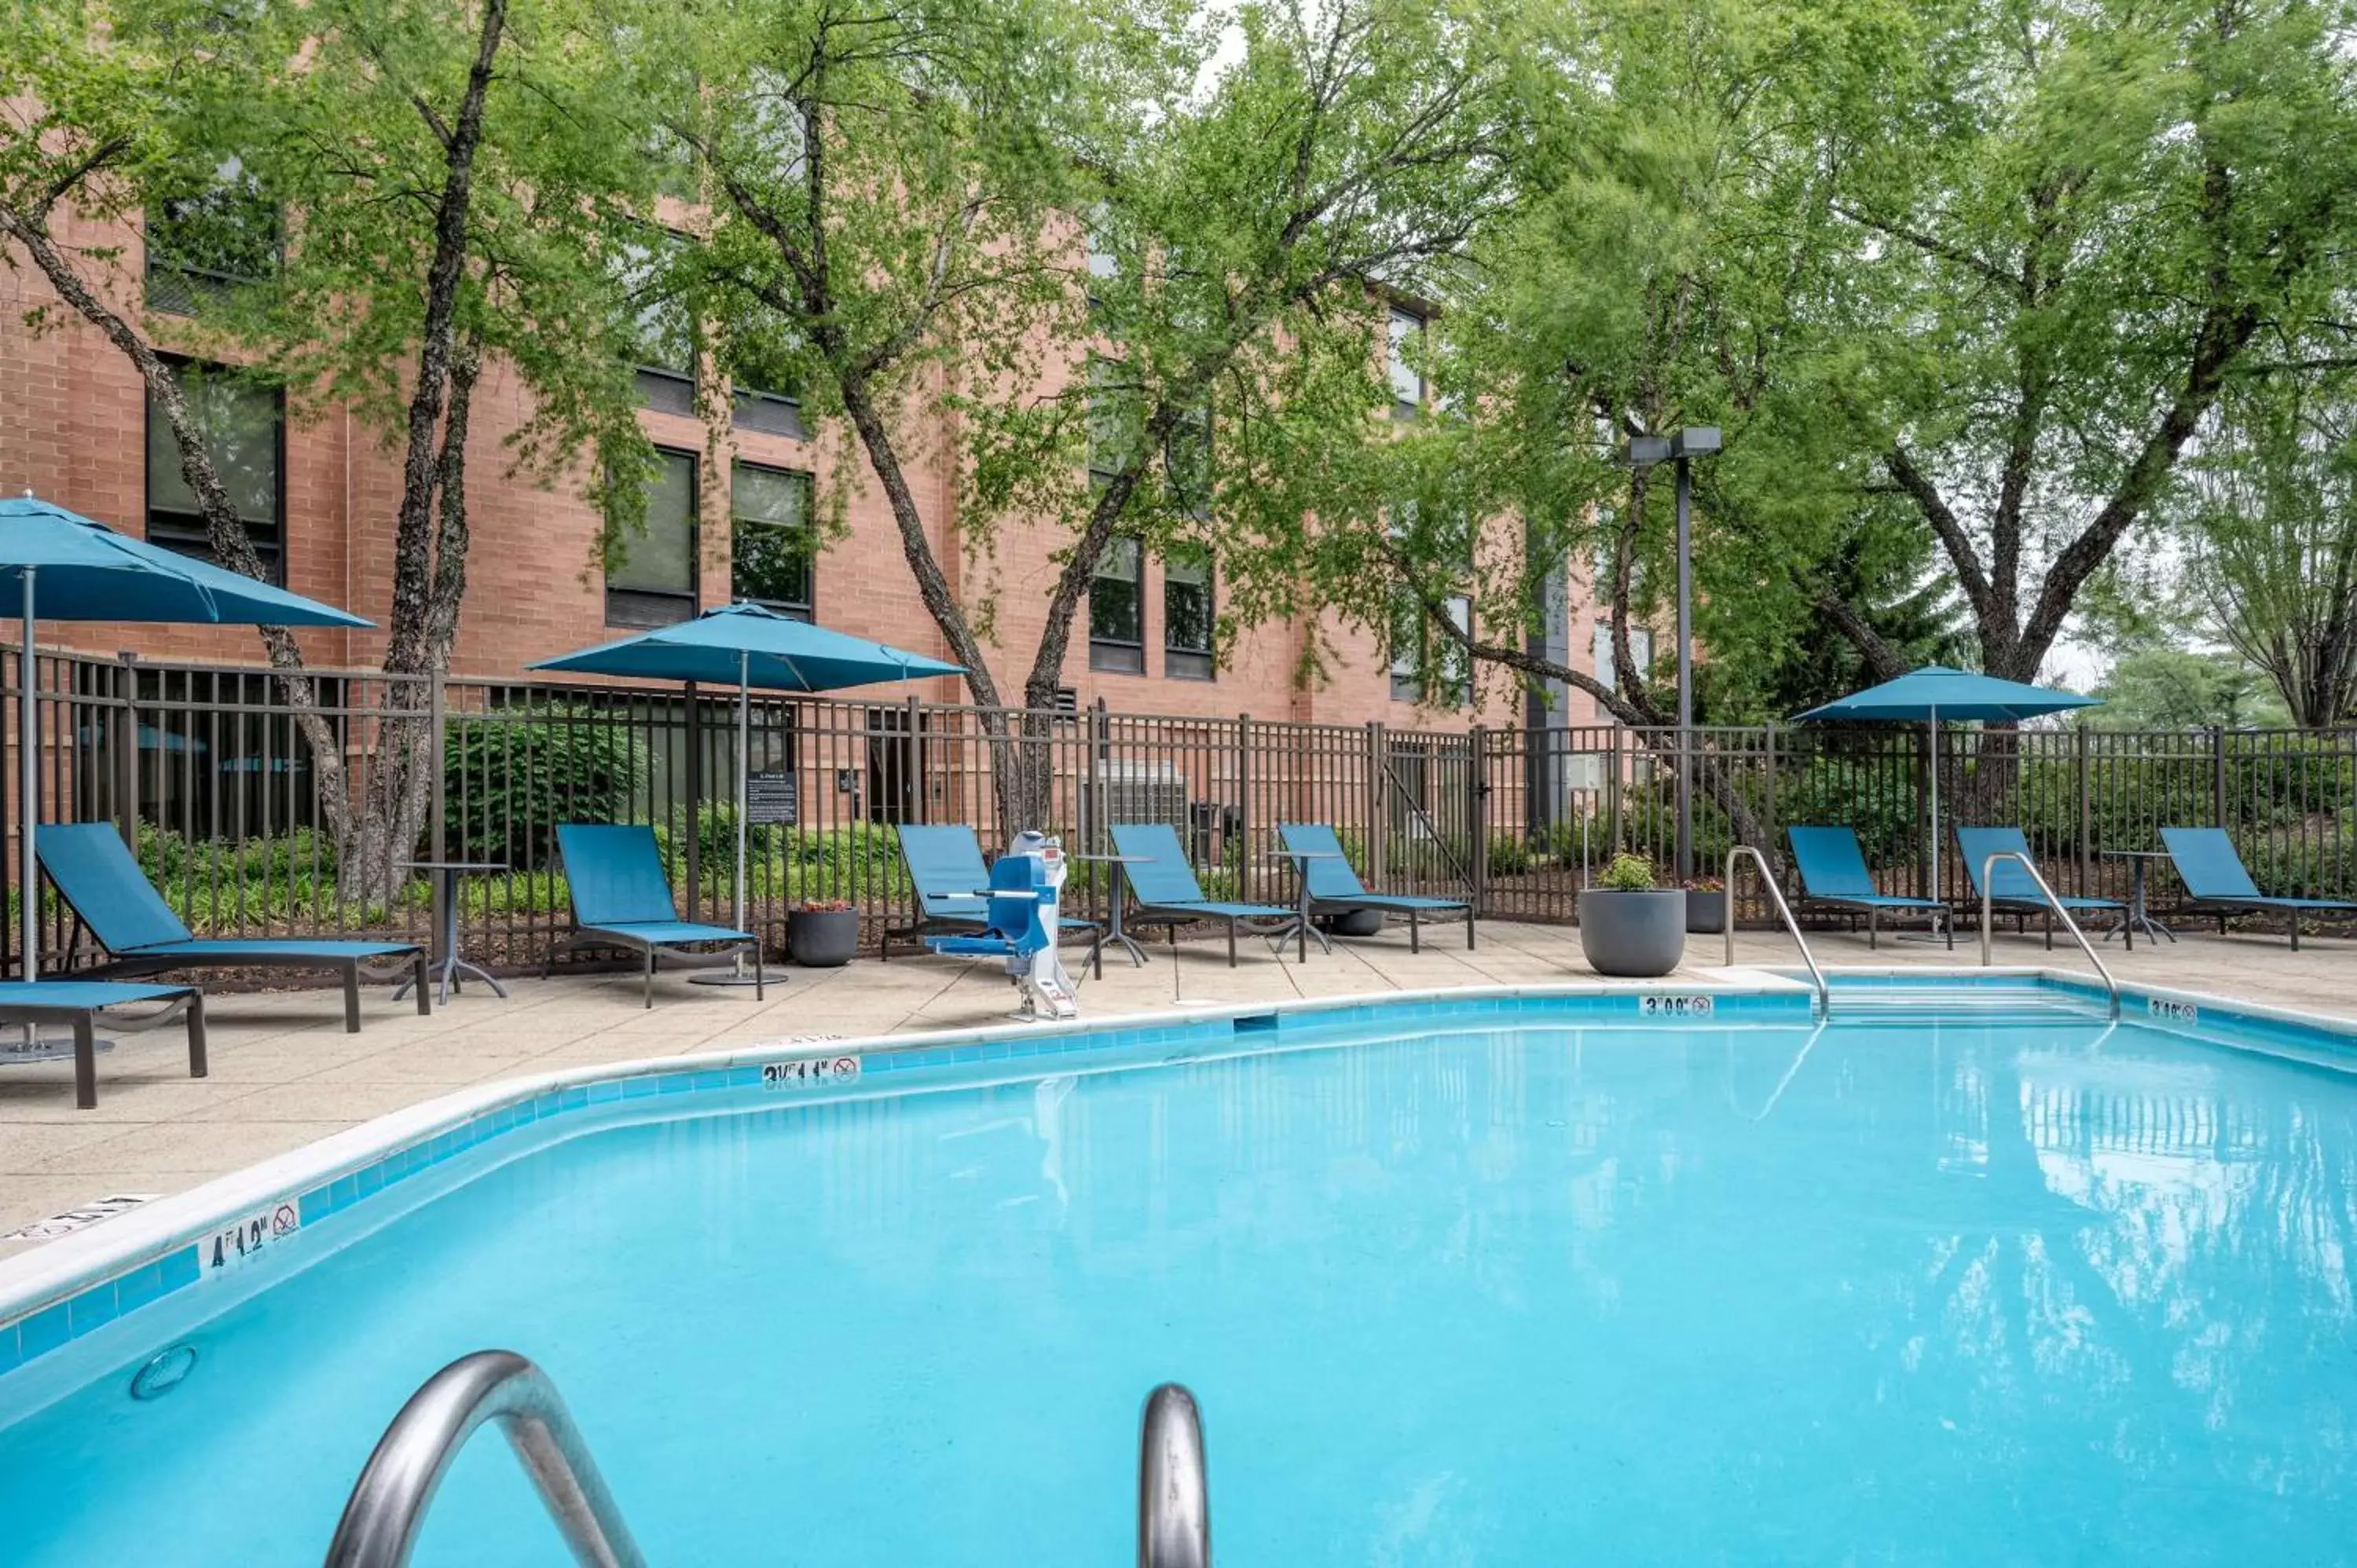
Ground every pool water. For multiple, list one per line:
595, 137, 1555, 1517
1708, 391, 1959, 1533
4, 1009, 2355, 1564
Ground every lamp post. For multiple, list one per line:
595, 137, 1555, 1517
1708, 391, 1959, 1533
1618, 426, 1719, 882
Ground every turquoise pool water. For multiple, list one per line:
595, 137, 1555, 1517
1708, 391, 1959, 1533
3, 1005, 2355, 1563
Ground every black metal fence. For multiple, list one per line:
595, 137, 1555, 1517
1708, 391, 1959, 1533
5, 643, 2354, 976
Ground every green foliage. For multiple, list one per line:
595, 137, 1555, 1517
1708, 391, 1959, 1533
1597, 852, 1656, 892
2082, 647, 2289, 731
443, 706, 647, 871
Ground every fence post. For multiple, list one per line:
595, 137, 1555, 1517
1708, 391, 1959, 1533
2210, 724, 2227, 827
684, 681, 702, 918
1470, 723, 1490, 912
1366, 721, 1387, 890
2075, 724, 2091, 896
907, 693, 925, 826
1762, 721, 1777, 874
428, 669, 448, 955
114, 652, 139, 849
1236, 713, 1252, 902
1606, 724, 1623, 863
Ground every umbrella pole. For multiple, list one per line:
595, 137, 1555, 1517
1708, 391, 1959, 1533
17, 569, 32, 989
693, 651, 765, 987
1928, 708, 1940, 912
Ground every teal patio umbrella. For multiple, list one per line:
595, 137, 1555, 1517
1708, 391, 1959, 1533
1796, 665, 2099, 908
0, 495, 372, 994
530, 602, 962, 981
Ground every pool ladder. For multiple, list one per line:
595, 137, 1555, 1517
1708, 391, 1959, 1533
1722, 846, 1828, 1018
1977, 850, 2121, 1020
324, 1351, 1212, 1567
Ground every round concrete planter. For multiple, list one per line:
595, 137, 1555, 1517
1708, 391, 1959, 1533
1578, 889, 1688, 977
1684, 889, 1726, 935
1318, 908, 1387, 937
786, 908, 859, 968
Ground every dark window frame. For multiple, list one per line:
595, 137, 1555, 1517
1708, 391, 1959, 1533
1387, 306, 1426, 421
1088, 533, 1146, 674
143, 355, 288, 586
604, 446, 702, 628
729, 459, 816, 621
1162, 554, 1214, 681
143, 158, 280, 318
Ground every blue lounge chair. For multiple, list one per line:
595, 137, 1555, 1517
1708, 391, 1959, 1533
0, 980, 206, 1109
1787, 826, 1949, 949
883, 824, 1100, 965
38, 822, 429, 1030
1109, 822, 1295, 967
2160, 826, 2357, 950
1956, 826, 2128, 949
1277, 822, 1472, 953
550, 823, 762, 1006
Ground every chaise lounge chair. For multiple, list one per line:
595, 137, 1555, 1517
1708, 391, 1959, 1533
550, 823, 762, 1007
1786, 826, 1949, 949
1277, 822, 1473, 954
882, 824, 1101, 965
0, 980, 206, 1109
1956, 826, 2129, 949
38, 822, 429, 1031
2160, 826, 2357, 950
1109, 822, 1295, 967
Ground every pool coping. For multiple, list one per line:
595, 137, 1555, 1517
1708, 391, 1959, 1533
0, 963, 2348, 1391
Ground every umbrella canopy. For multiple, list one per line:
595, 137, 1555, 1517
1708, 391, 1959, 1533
1794, 664, 2100, 921
529, 601, 960, 689
0, 496, 372, 626
1796, 665, 2098, 724
0, 495, 371, 998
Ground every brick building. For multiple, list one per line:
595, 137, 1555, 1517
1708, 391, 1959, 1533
0, 204, 1628, 759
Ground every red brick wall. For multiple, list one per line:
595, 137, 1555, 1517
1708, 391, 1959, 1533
0, 206, 1607, 727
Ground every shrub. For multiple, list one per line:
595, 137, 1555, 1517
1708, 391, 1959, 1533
1598, 852, 1656, 892
443, 704, 646, 873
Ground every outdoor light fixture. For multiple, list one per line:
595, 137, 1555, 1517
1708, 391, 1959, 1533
1618, 426, 1721, 881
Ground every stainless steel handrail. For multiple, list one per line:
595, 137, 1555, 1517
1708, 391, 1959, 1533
324, 1350, 643, 1568
1978, 851, 2121, 1020
1139, 1383, 1210, 1568
1723, 846, 1828, 1018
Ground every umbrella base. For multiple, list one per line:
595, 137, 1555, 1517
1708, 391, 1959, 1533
687, 969, 770, 988
0, 1031, 115, 1063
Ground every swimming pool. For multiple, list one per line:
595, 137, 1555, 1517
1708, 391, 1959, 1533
2, 979, 2354, 1564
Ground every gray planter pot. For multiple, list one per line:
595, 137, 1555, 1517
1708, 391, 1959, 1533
1318, 908, 1387, 937
1578, 888, 1688, 977
1684, 888, 1726, 935
786, 908, 859, 968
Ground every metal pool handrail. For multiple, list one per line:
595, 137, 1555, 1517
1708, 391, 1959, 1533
1724, 846, 1827, 1019
1140, 1383, 1211, 1568
324, 1350, 643, 1568
1978, 851, 2121, 1020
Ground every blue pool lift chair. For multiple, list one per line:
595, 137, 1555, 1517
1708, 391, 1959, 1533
1276, 822, 1473, 953
38, 823, 429, 1031
1109, 822, 1296, 968
1786, 826, 1951, 949
1955, 826, 2130, 950
551, 823, 763, 1007
884, 824, 1102, 966
2159, 826, 2357, 950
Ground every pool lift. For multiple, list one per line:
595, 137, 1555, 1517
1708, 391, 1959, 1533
924, 830, 1080, 1020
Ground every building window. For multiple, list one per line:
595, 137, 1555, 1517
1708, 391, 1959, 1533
724, 334, 807, 439
1086, 204, 1117, 313
1164, 555, 1213, 680
618, 231, 697, 416
1387, 307, 1424, 420
607, 449, 698, 627
1090, 537, 1145, 673
1392, 594, 1470, 705
145, 362, 284, 583
145, 157, 277, 316
731, 461, 815, 619
1593, 622, 1654, 691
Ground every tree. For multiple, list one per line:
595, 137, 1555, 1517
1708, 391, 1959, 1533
612, 0, 1516, 824
2, 0, 653, 899
2183, 381, 2357, 727
1823, 0, 2357, 687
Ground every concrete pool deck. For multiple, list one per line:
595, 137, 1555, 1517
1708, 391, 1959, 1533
0, 918, 2343, 1251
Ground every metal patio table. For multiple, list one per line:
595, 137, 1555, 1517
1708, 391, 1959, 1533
396, 861, 512, 1004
